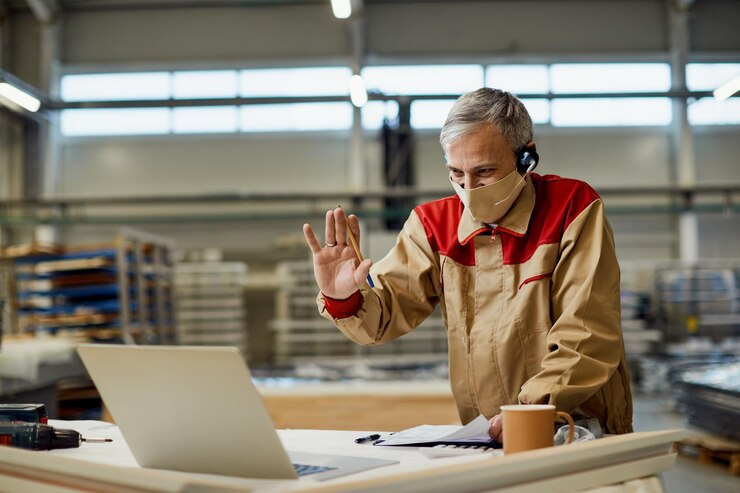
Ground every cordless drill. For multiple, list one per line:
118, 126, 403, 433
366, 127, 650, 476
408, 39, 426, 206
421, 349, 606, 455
0, 403, 111, 451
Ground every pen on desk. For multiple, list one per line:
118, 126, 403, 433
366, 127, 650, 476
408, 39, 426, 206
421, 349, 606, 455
354, 433, 381, 444
339, 206, 375, 288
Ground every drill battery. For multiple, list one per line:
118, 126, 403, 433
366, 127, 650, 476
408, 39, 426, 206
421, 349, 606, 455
0, 403, 48, 424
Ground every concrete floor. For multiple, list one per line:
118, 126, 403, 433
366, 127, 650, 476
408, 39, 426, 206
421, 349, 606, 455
632, 395, 740, 493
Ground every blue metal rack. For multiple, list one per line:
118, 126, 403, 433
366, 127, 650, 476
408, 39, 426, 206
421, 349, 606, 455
8, 228, 177, 344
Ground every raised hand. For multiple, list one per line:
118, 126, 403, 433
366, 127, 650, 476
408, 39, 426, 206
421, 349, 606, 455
303, 207, 372, 300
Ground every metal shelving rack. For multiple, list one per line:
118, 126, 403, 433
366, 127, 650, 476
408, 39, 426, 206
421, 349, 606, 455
655, 266, 740, 343
5, 228, 176, 344
175, 262, 248, 355
620, 260, 740, 394
271, 260, 447, 364
116, 228, 177, 344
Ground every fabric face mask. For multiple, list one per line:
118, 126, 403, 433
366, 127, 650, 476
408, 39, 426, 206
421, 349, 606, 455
450, 169, 527, 224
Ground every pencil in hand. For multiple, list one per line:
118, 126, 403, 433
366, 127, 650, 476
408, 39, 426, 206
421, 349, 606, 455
341, 207, 375, 288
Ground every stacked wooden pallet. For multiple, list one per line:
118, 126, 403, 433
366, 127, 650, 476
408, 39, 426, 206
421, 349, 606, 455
673, 431, 740, 475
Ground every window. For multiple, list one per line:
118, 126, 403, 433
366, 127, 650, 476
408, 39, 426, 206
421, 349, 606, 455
60, 62, 736, 136
410, 100, 457, 129
548, 64, 672, 126
172, 106, 239, 134
240, 67, 352, 97
550, 63, 671, 94
61, 73, 170, 102
362, 65, 484, 96
686, 64, 740, 125
172, 71, 238, 99
59, 68, 355, 135
689, 98, 740, 125
239, 102, 353, 132
551, 98, 672, 127
520, 99, 550, 125
486, 65, 549, 95
60, 108, 170, 136
686, 63, 740, 91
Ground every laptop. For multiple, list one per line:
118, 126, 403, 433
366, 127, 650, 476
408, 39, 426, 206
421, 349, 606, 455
76, 344, 397, 481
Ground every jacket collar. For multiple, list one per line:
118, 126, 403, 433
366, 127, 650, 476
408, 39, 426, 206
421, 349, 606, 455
457, 174, 536, 245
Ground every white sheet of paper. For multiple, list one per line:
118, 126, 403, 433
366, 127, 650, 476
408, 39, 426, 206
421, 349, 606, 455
47, 420, 139, 468
376, 415, 492, 446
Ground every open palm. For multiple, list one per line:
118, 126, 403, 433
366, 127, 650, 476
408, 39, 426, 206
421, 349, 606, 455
303, 208, 372, 300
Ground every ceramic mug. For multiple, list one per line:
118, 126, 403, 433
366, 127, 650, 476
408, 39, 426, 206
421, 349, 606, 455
500, 404, 575, 454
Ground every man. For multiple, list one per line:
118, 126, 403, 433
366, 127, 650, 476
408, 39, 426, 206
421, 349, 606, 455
302, 88, 633, 441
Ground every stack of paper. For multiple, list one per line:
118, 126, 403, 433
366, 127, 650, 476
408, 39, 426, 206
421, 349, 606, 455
375, 415, 497, 447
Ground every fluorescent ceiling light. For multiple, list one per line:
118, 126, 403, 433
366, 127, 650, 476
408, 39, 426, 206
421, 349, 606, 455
349, 75, 368, 107
0, 82, 41, 112
713, 74, 740, 101
331, 0, 352, 19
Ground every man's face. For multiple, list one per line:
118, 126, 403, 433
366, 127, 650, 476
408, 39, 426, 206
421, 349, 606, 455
445, 124, 518, 190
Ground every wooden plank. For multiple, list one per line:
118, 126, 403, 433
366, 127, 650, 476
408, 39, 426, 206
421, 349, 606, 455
262, 393, 460, 430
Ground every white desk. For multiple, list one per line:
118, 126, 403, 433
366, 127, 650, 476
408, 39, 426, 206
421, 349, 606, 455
0, 420, 680, 493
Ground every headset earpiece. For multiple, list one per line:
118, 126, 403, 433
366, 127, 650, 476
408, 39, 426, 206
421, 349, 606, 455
517, 146, 539, 174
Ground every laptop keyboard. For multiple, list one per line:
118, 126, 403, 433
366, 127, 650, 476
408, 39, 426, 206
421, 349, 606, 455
293, 463, 337, 477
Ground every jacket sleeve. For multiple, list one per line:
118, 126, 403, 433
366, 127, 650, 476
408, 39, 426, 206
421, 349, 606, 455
518, 198, 624, 412
317, 210, 441, 345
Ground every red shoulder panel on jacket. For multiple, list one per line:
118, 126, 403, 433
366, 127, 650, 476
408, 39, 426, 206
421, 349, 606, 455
500, 174, 601, 265
414, 196, 477, 267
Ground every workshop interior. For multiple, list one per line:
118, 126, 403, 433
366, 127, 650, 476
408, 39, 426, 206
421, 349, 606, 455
0, 1, 738, 492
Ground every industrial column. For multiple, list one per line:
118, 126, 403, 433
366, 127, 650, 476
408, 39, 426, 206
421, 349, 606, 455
668, 0, 699, 263
24, 0, 62, 244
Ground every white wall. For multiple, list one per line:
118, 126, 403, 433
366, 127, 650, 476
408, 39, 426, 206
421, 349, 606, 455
693, 131, 740, 184
62, 5, 348, 66
57, 133, 350, 197
365, 0, 668, 57
55, 130, 678, 196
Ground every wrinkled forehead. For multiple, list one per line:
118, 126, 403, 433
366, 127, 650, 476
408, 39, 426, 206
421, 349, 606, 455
443, 124, 514, 163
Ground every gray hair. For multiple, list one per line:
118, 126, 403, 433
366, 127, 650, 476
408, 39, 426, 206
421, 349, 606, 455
440, 88, 533, 153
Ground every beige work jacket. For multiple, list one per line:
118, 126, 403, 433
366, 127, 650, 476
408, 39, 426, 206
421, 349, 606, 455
319, 173, 633, 434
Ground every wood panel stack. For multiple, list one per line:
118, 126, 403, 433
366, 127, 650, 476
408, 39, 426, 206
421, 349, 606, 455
175, 262, 248, 355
